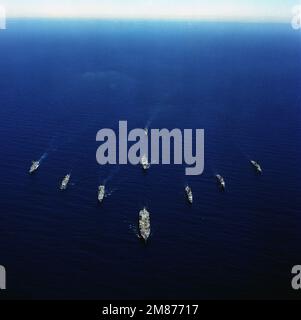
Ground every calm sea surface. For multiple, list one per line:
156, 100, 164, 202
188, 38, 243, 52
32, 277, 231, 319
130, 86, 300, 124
0, 20, 300, 299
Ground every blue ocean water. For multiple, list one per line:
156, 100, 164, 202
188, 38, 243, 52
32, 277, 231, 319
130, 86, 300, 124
0, 19, 300, 299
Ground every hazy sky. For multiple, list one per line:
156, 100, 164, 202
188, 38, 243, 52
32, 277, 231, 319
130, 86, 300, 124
1, 0, 299, 22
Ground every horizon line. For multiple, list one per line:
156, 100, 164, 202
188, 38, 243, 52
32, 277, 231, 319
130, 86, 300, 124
5, 16, 290, 24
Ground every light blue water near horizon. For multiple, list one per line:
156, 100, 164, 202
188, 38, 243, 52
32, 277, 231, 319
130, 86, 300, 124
0, 19, 301, 299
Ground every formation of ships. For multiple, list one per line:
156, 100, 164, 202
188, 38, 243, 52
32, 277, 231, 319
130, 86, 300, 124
28, 157, 262, 243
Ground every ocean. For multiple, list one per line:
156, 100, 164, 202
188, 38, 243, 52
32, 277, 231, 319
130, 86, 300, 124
0, 19, 300, 299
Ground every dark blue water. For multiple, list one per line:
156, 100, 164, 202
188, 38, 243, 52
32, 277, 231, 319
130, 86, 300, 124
0, 20, 300, 299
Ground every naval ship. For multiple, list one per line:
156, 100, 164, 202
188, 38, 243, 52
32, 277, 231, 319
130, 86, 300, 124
250, 160, 262, 173
29, 161, 40, 174
139, 208, 151, 242
216, 174, 225, 190
98, 185, 105, 203
141, 155, 150, 170
60, 174, 71, 190
185, 186, 193, 204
